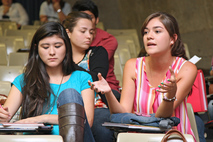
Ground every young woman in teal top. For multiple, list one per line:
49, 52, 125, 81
0, 22, 95, 139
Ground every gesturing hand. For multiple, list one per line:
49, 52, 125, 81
88, 73, 111, 94
157, 66, 177, 98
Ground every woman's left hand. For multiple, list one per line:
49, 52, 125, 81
88, 73, 111, 94
158, 66, 177, 98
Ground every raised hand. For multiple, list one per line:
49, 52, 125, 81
88, 73, 111, 94
53, 2, 61, 12
157, 66, 177, 98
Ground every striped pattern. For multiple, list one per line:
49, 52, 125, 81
134, 57, 195, 139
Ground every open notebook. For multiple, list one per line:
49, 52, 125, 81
102, 122, 169, 133
0, 123, 52, 133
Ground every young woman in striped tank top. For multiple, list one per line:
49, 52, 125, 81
89, 12, 201, 141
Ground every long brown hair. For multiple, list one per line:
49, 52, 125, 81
141, 12, 187, 60
21, 22, 75, 119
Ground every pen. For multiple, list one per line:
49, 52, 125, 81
0, 104, 3, 109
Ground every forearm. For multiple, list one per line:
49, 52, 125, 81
15, 114, 58, 124
155, 101, 174, 118
105, 90, 126, 114
41, 114, 58, 124
57, 12, 66, 23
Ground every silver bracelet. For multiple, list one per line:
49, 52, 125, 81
163, 94, 176, 102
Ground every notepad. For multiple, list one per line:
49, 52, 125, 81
0, 123, 52, 133
102, 122, 168, 133
0, 123, 44, 129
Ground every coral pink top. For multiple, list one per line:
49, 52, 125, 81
134, 57, 195, 140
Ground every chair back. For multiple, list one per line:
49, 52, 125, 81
0, 81, 11, 96
0, 36, 24, 55
0, 43, 8, 65
115, 35, 137, 58
21, 25, 40, 30
116, 46, 131, 70
186, 103, 200, 142
0, 25, 3, 36
0, 66, 23, 82
107, 29, 141, 54
4, 29, 36, 48
114, 54, 123, 88
8, 52, 29, 66
0, 21, 17, 34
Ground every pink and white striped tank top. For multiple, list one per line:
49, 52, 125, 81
134, 57, 195, 140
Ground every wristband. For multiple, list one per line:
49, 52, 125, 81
57, 9, 61, 13
163, 94, 176, 102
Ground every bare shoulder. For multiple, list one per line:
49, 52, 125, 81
178, 61, 197, 80
123, 58, 137, 79
182, 61, 197, 73
125, 58, 137, 67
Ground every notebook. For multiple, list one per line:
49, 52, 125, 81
0, 123, 52, 133
102, 122, 169, 133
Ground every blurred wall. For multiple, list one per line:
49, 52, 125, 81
69, 0, 213, 75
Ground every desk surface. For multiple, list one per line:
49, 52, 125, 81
0, 135, 63, 142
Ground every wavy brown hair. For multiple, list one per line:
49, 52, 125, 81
20, 22, 75, 119
141, 12, 187, 60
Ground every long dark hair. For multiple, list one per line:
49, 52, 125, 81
141, 12, 187, 60
21, 22, 75, 119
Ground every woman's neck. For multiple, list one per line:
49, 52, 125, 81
46, 65, 64, 83
147, 54, 174, 71
72, 46, 86, 64
146, 55, 175, 87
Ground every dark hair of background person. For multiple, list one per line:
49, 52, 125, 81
72, 0, 99, 19
62, 11, 92, 33
141, 12, 188, 60
46, 0, 65, 9
20, 22, 76, 119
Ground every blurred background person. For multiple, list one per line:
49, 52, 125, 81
0, 0, 29, 29
39, 0, 71, 23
